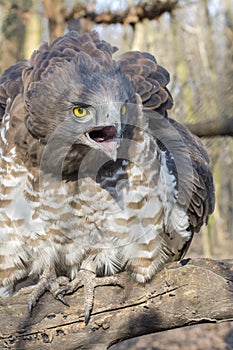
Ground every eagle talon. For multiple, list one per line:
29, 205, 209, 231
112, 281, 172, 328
27, 267, 71, 313
55, 293, 70, 306
28, 301, 34, 317
84, 306, 91, 325
54, 270, 123, 324
55, 285, 71, 296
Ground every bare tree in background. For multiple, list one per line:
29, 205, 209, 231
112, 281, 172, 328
0, 0, 42, 70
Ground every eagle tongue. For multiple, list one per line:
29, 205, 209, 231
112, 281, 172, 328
101, 139, 117, 152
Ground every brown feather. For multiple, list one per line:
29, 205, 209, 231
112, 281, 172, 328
117, 51, 173, 117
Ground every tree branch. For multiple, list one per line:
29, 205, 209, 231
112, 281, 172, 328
185, 117, 233, 137
0, 258, 233, 349
64, 0, 179, 26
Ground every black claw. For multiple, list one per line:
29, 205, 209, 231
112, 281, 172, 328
57, 285, 70, 294
56, 293, 70, 306
28, 302, 33, 317
84, 306, 91, 325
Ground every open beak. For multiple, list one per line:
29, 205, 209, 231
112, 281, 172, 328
85, 125, 120, 161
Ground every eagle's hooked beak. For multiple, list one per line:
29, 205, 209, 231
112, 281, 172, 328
85, 125, 120, 161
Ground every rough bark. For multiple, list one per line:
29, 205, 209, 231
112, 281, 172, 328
186, 117, 233, 137
0, 258, 232, 350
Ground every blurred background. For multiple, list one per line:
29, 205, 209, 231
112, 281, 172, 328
0, 0, 232, 349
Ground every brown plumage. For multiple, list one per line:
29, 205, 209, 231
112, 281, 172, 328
0, 31, 214, 322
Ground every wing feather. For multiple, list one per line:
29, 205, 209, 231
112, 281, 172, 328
117, 49, 214, 232
166, 118, 215, 232
117, 51, 173, 116
0, 60, 28, 120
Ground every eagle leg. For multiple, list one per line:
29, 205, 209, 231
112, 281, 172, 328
28, 266, 70, 314
56, 265, 122, 325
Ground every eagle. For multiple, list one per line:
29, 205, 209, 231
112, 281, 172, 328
0, 31, 215, 323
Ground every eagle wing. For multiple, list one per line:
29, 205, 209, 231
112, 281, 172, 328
117, 51, 215, 234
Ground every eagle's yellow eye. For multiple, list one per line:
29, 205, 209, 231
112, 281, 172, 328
121, 104, 127, 116
73, 106, 87, 118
